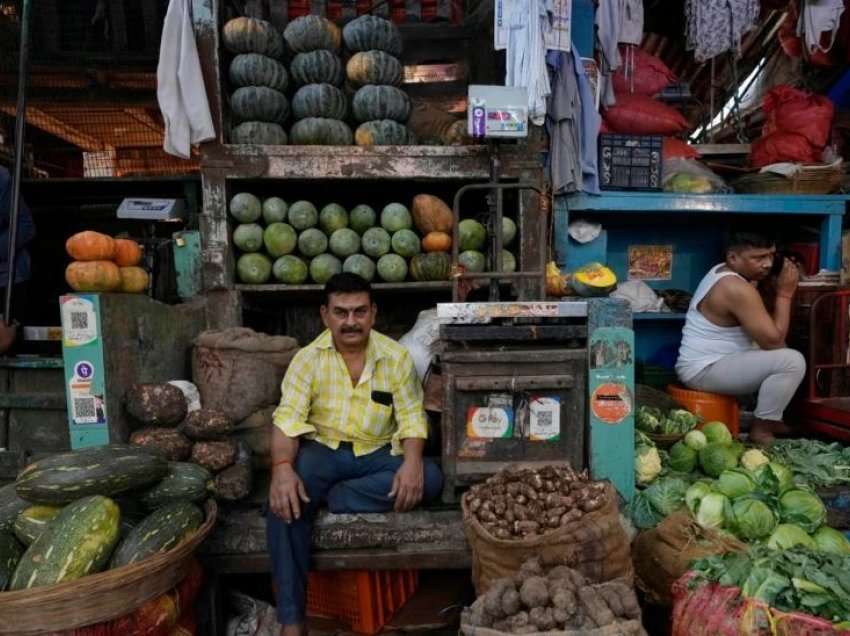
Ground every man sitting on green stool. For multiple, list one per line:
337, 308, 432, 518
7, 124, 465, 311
676, 230, 805, 446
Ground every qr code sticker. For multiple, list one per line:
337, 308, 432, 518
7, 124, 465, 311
73, 397, 97, 423
70, 311, 88, 330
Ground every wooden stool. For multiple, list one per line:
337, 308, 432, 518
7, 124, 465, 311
667, 384, 740, 437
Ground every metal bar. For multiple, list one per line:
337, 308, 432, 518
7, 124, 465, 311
4, 0, 32, 323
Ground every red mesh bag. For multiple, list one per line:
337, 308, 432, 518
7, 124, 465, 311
751, 131, 820, 167
663, 137, 700, 159
763, 85, 834, 148
604, 94, 689, 135
613, 47, 677, 96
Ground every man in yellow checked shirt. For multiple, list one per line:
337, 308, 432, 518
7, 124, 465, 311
266, 272, 443, 636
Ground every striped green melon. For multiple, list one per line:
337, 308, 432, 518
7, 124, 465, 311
231, 86, 289, 124
284, 15, 341, 53
229, 53, 289, 92
140, 462, 213, 510
291, 84, 347, 121
231, 121, 288, 145
15, 444, 168, 505
109, 501, 203, 568
352, 85, 410, 123
222, 17, 284, 59
355, 120, 416, 146
290, 51, 344, 87
290, 118, 353, 145
10, 495, 120, 589
13, 505, 62, 546
0, 531, 22, 592
0, 483, 28, 532
346, 51, 402, 87
342, 15, 402, 56
410, 252, 451, 281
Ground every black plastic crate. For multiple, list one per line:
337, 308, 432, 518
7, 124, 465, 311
599, 134, 663, 191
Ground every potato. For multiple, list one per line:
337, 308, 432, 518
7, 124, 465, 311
125, 383, 187, 426
191, 439, 238, 472
212, 460, 253, 501
130, 427, 192, 461
181, 408, 234, 440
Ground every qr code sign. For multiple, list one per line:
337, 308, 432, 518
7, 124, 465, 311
72, 396, 97, 423
529, 398, 560, 441
70, 311, 88, 330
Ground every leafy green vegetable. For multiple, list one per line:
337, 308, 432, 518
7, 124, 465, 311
703, 421, 733, 444
767, 523, 817, 550
699, 443, 739, 477
635, 406, 663, 434
636, 444, 662, 486
691, 545, 850, 623
779, 489, 827, 534
663, 409, 699, 434
767, 439, 850, 489
753, 462, 795, 496
685, 480, 715, 514
813, 527, 850, 556
696, 492, 731, 530
644, 476, 689, 516
626, 489, 664, 530
741, 448, 769, 471
669, 441, 698, 473
731, 496, 777, 540
685, 429, 707, 450
716, 468, 757, 499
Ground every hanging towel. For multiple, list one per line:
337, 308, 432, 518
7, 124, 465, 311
596, 0, 622, 107
506, 0, 552, 125
157, 0, 216, 159
798, 0, 845, 55
619, 0, 644, 45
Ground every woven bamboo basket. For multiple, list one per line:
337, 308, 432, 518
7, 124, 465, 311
733, 163, 844, 194
0, 499, 217, 635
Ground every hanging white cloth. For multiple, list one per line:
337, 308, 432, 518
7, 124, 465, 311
505, 0, 552, 126
157, 0, 216, 159
798, 0, 845, 55
619, 0, 644, 45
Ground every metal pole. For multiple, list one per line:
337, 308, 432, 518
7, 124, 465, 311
4, 0, 32, 324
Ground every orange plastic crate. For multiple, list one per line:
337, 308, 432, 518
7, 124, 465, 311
306, 569, 419, 635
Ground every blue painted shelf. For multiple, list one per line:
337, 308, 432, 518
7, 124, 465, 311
632, 312, 687, 321
565, 192, 850, 215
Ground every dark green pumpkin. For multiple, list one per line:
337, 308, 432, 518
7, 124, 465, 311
0, 531, 22, 592
140, 462, 213, 509
346, 50, 402, 87
230, 86, 289, 124
109, 501, 203, 568
410, 252, 451, 281
355, 120, 416, 146
352, 85, 410, 123
0, 482, 28, 532
231, 121, 288, 145
229, 53, 289, 92
292, 84, 347, 121
13, 505, 62, 546
342, 16, 402, 56
284, 15, 341, 53
290, 50, 344, 87
222, 17, 284, 58
290, 118, 353, 145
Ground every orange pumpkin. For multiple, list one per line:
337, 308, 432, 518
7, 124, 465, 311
65, 261, 121, 292
411, 194, 454, 234
65, 231, 115, 261
422, 231, 452, 252
118, 266, 149, 293
113, 238, 143, 267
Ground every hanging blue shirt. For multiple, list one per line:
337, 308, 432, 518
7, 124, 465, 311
0, 166, 35, 287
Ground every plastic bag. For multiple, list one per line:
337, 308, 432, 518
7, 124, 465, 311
168, 380, 201, 412
751, 131, 820, 168
613, 47, 677, 96
612, 281, 666, 313
763, 85, 834, 148
226, 592, 279, 636
604, 94, 689, 135
398, 309, 440, 381
663, 158, 730, 193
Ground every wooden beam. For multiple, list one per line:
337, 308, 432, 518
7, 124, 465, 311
0, 107, 108, 151
122, 108, 164, 135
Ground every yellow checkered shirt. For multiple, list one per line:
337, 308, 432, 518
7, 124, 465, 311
272, 329, 428, 456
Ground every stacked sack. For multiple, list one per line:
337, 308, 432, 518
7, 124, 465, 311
125, 382, 254, 502
65, 231, 148, 294
285, 15, 354, 145
223, 17, 290, 145
343, 15, 416, 146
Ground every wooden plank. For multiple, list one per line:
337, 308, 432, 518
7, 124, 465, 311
237, 282, 453, 293
0, 107, 107, 151
199, 172, 233, 290
441, 349, 584, 364
455, 374, 575, 391
440, 324, 587, 341
0, 393, 66, 410
193, 0, 225, 144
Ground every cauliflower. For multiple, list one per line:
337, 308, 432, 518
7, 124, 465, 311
635, 444, 662, 485
635, 406, 663, 433
741, 448, 769, 471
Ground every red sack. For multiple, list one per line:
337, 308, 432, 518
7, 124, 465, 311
663, 137, 700, 159
600, 118, 613, 133
671, 572, 850, 636
604, 93, 689, 135
750, 131, 820, 167
612, 47, 677, 95
763, 85, 834, 148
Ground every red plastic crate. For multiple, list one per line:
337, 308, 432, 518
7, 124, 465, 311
306, 569, 419, 634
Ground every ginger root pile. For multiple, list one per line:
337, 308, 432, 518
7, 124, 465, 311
464, 465, 607, 540
463, 557, 642, 633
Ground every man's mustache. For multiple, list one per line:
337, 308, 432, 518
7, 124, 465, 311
341, 327, 363, 333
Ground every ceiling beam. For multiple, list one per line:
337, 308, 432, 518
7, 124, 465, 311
0, 106, 108, 151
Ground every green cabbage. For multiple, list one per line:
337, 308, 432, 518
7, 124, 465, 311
702, 421, 733, 444
812, 526, 850, 556
741, 449, 769, 471
696, 492, 731, 530
685, 481, 715, 514
753, 462, 795, 496
684, 429, 708, 451
731, 497, 777, 540
767, 523, 817, 550
779, 489, 827, 534
669, 441, 698, 473
699, 443, 739, 478
716, 468, 757, 499
635, 406, 663, 433
644, 477, 689, 516
635, 444, 662, 485
664, 409, 699, 434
